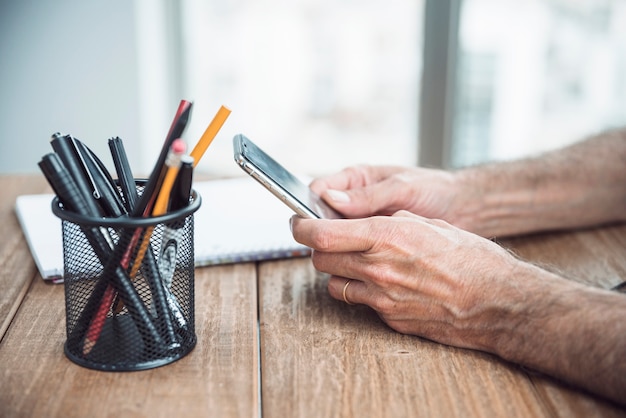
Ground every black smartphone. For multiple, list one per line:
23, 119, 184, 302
233, 134, 341, 219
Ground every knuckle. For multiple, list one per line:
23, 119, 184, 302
342, 165, 371, 183
309, 228, 334, 251
369, 293, 399, 316
391, 209, 415, 218
389, 172, 410, 185
429, 218, 451, 228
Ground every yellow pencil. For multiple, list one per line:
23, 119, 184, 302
128, 139, 186, 279
154, 138, 187, 215
127, 104, 231, 279
190, 105, 231, 167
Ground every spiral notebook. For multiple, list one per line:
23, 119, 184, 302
14, 177, 310, 283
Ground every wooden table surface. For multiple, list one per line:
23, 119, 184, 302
1, 174, 625, 417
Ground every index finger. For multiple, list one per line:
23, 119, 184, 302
309, 165, 399, 195
290, 216, 376, 253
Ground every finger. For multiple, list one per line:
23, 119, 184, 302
309, 166, 404, 214
308, 165, 376, 195
291, 216, 378, 252
328, 276, 365, 306
320, 175, 413, 217
310, 250, 370, 284
291, 213, 435, 255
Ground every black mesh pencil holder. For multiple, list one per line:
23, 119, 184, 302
52, 184, 201, 371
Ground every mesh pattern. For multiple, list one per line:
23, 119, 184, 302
60, 196, 197, 371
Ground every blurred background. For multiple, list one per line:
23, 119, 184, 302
1, 0, 625, 177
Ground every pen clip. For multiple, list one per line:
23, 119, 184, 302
74, 138, 127, 217
72, 136, 102, 200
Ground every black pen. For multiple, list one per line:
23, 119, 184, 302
74, 138, 126, 217
157, 155, 194, 331
38, 153, 165, 354
108, 136, 138, 211
50, 133, 104, 217
50, 134, 120, 251
169, 154, 194, 213
109, 136, 150, 317
159, 155, 194, 286
39, 153, 111, 256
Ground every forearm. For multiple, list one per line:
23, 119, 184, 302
451, 128, 626, 237
482, 262, 626, 405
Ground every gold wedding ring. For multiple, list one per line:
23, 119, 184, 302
342, 279, 355, 305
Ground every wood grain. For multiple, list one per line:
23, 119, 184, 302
258, 227, 626, 418
0, 257, 259, 417
4, 174, 626, 417
0, 175, 51, 339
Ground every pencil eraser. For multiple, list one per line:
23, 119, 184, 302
172, 138, 186, 154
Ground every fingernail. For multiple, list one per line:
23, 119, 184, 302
326, 189, 350, 203
289, 216, 294, 233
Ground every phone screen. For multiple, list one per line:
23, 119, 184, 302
233, 134, 341, 219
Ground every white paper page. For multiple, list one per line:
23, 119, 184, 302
193, 176, 310, 265
15, 194, 63, 281
14, 177, 310, 282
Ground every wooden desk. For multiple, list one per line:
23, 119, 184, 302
1, 175, 625, 417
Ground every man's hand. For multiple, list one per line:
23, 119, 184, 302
290, 212, 626, 405
309, 165, 463, 223
291, 211, 524, 350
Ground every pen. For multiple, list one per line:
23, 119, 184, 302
158, 155, 194, 329
66, 137, 149, 351
108, 136, 138, 211
74, 138, 126, 217
109, 136, 152, 316
159, 154, 194, 276
39, 153, 118, 352
50, 135, 120, 251
169, 154, 194, 216
153, 139, 188, 216
38, 153, 111, 256
38, 153, 164, 354
124, 140, 188, 338
50, 133, 104, 217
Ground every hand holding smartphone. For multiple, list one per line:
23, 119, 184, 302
233, 134, 341, 219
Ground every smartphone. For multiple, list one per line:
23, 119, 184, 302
233, 134, 341, 219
